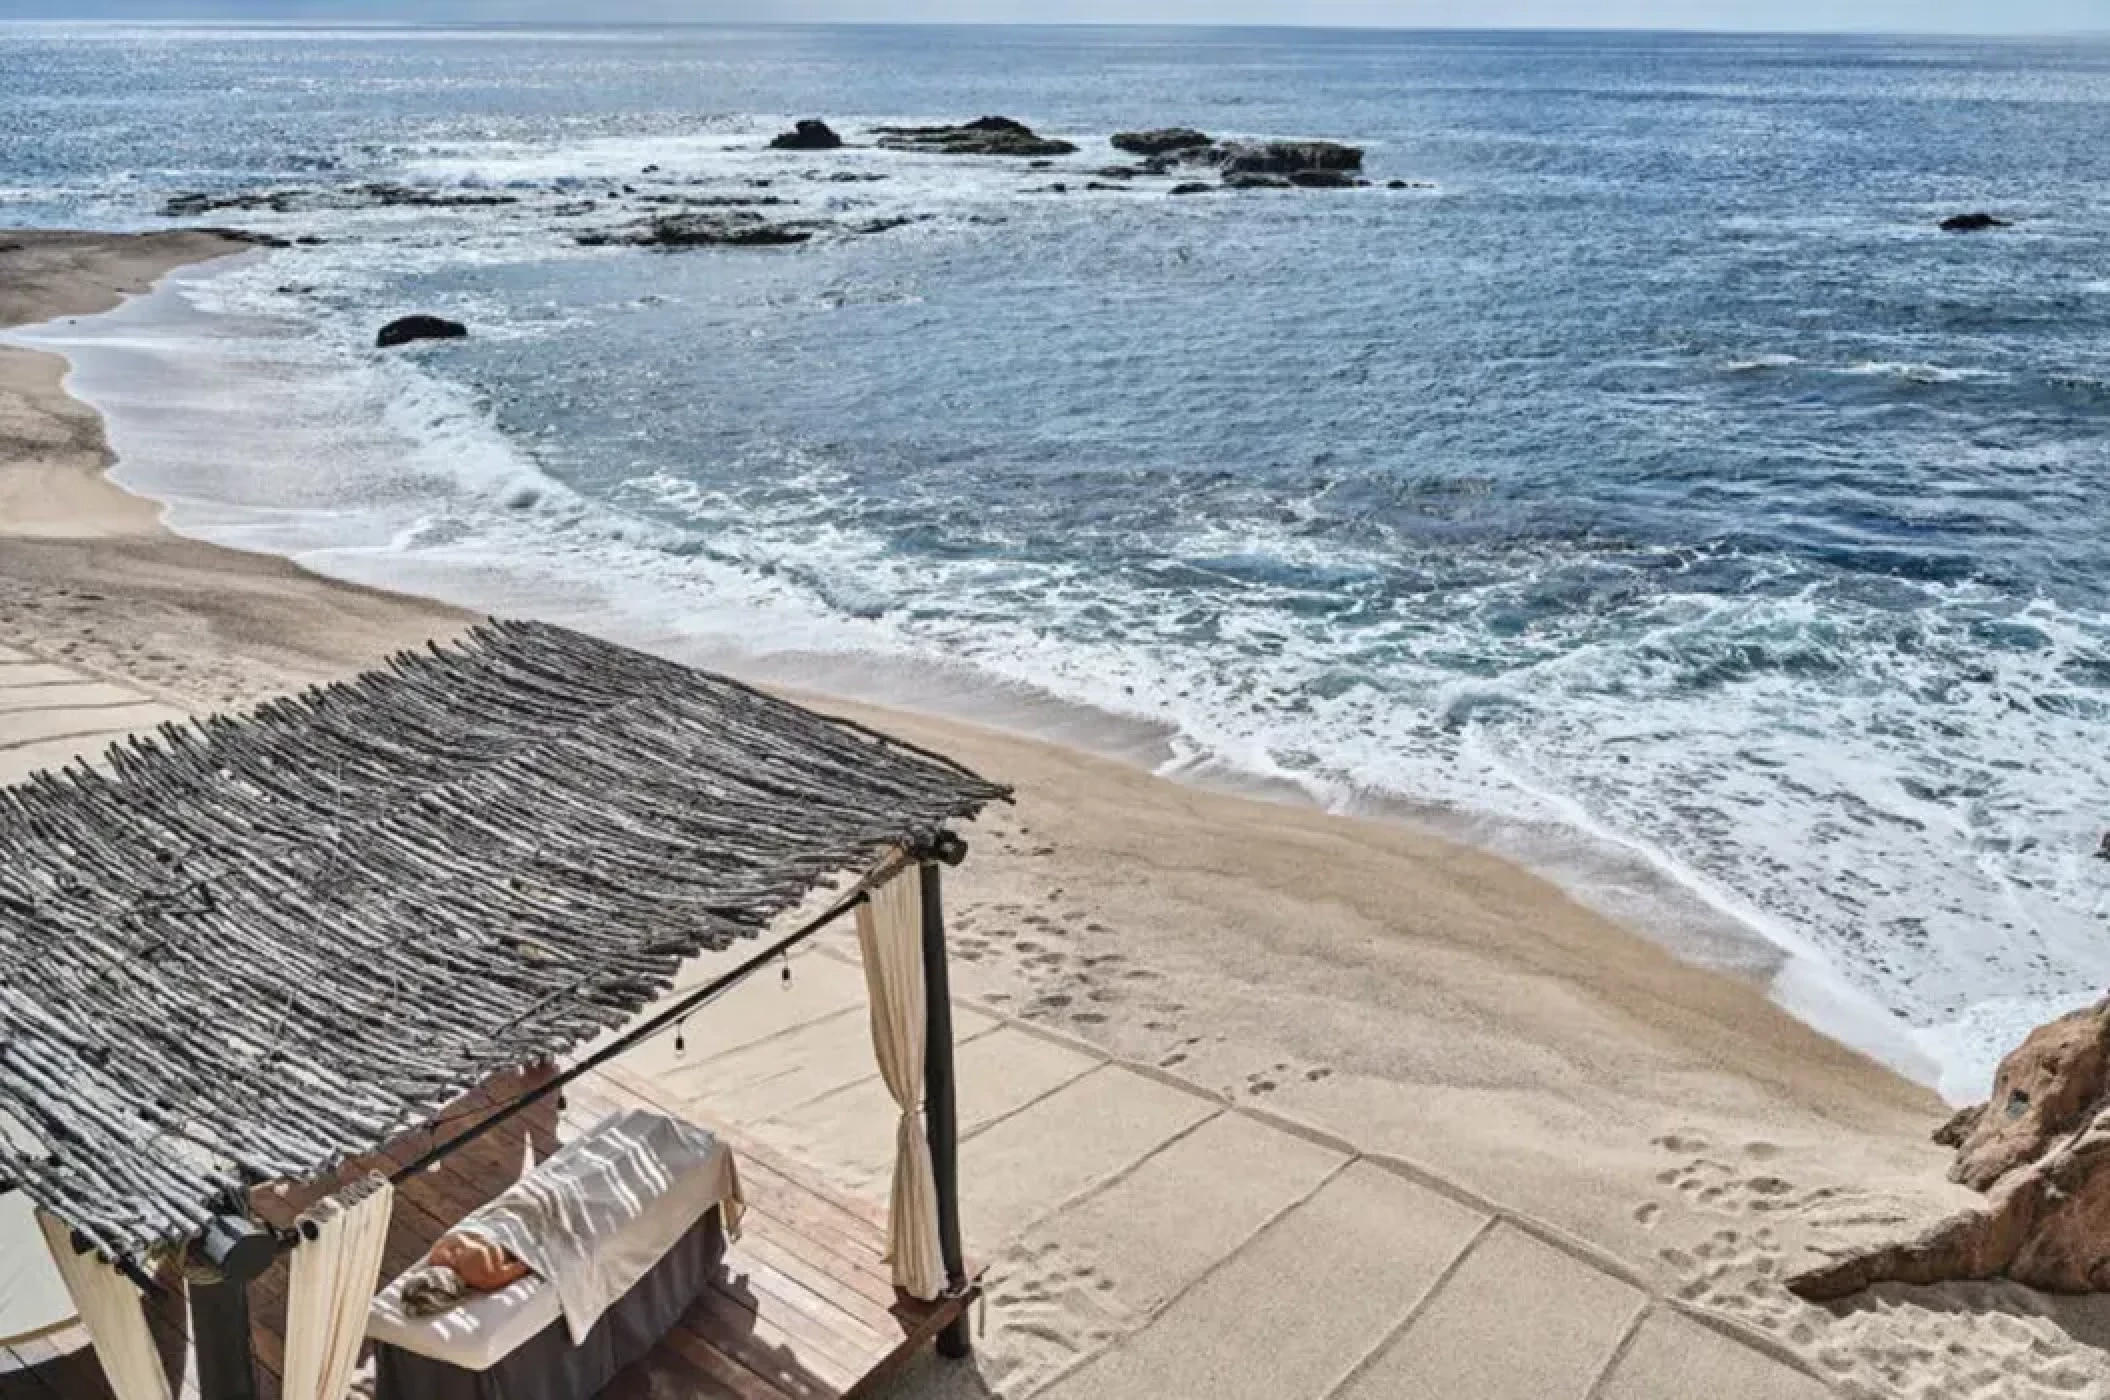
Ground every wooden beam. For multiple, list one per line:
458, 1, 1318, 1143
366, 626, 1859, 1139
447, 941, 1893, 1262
191, 1215, 272, 1400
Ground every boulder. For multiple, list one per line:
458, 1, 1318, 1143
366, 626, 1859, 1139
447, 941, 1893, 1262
1787, 996, 2110, 1299
1288, 169, 1357, 189
771, 119, 843, 151
1946, 999, 2110, 1192
1941, 212, 2010, 232
1169, 182, 1215, 196
376, 315, 467, 349
873, 116, 1078, 158
1111, 127, 1212, 157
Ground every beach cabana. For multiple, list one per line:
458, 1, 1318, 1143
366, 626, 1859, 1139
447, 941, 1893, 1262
0, 620, 1009, 1400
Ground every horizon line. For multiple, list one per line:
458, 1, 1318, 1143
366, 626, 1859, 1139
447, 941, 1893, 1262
2, 16, 2104, 36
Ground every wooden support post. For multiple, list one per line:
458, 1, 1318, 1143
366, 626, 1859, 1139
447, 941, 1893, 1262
919, 858, 973, 1360
190, 1214, 274, 1400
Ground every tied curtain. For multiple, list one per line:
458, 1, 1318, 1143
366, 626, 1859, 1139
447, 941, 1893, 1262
33, 1211, 169, 1400
854, 865, 947, 1301
282, 1175, 394, 1400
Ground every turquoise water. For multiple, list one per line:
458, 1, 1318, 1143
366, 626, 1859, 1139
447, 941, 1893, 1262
5, 22, 2109, 1093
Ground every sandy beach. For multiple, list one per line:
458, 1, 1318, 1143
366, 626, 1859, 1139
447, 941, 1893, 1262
5, 231, 2107, 1399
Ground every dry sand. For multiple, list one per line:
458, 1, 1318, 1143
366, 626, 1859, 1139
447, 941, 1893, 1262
4, 230, 2107, 1399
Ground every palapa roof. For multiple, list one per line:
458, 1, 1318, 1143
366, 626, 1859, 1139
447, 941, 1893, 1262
0, 620, 1008, 1263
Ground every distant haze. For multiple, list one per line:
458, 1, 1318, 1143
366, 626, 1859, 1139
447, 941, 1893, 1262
1, 1, 2103, 35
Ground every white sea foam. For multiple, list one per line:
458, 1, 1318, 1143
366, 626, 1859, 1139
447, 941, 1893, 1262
17, 241, 2110, 1104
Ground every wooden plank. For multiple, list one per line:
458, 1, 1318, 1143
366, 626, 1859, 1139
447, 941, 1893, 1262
843, 1288, 980, 1400
735, 1227, 901, 1334
601, 1342, 753, 1400
654, 1324, 806, 1400
681, 1285, 858, 1398
708, 1266, 886, 1381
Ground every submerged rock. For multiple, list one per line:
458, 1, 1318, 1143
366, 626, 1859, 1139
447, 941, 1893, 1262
1169, 181, 1215, 196
770, 119, 843, 151
377, 315, 467, 348
1941, 212, 2011, 232
1111, 127, 1212, 157
1788, 997, 2110, 1298
874, 116, 1078, 158
162, 183, 519, 219
577, 211, 813, 248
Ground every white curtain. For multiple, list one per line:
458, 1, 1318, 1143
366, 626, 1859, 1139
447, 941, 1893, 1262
33, 1211, 170, 1400
281, 1175, 393, 1400
855, 866, 948, 1301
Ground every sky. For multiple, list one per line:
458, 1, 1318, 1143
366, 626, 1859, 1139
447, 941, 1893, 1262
0, 0, 2100, 31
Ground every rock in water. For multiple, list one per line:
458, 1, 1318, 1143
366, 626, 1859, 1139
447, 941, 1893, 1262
1787, 996, 2110, 1299
1940, 212, 2011, 232
1207, 140, 1363, 175
873, 116, 1078, 157
1287, 169, 1357, 189
771, 119, 843, 151
1221, 172, 1293, 190
1168, 182, 1215, 196
376, 315, 467, 348
1111, 127, 1212, 157
576, 212, 813, 248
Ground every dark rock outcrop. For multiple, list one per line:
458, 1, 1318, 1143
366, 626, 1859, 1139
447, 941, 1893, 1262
1940, 212, 2010, 232
637, 193, 789, 208
874, 116, 1078, 158
1222, 172, 1293, 190
577, 212, 813, 249
770, 119, 843, 151
1787, 997, 2110, 1299
377, 315, 467, 349
1169, 182, 1215, 196
1288, 169, 1357, 189
1206, 140, 1363, 176
1111, 127, 1212, 157
163, 183, 519, 219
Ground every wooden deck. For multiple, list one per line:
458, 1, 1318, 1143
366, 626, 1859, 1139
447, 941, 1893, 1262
0, 1067, 976, 1400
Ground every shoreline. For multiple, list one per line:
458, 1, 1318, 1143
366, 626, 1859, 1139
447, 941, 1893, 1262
0, 232, 1948, 1122
9, 233, 1954, 1096
20, 228, 2103, 1397
0, 230, 1947, 1218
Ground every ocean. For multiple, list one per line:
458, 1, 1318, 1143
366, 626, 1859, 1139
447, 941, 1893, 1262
3, 21, 2107, 1098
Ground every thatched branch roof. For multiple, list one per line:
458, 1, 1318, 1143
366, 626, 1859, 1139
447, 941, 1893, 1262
0, 620, 1007, 1263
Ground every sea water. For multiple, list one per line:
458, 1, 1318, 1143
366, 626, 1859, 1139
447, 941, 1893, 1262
4, 22, 2108, 1098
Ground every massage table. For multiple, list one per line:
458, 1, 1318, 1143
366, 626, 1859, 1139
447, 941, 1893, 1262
368, 1109, 741, 1400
